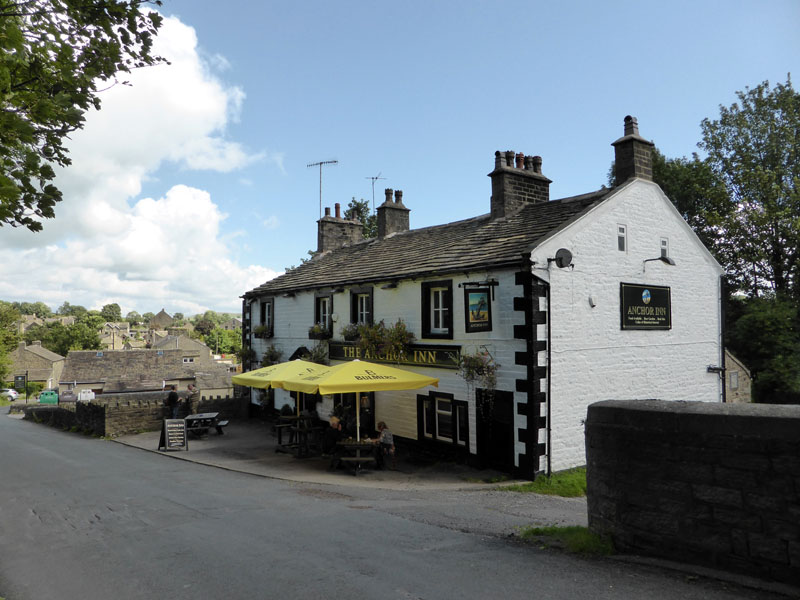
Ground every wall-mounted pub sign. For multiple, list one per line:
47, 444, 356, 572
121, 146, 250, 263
620, 283, 671, 330
329, 341, 461, 369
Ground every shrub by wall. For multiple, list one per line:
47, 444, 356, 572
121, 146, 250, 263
585, 399, 800, 586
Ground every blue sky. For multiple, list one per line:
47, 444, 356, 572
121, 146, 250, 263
2, 0, 798, 316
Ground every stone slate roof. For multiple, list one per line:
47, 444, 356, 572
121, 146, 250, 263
24, 343, 64, 363
245, 190, 609, 297
59, 349, 230, 392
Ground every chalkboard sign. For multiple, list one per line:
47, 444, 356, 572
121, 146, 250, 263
158, 419, 188, 451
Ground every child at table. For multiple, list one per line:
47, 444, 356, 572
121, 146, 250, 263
376, 421, 395, 470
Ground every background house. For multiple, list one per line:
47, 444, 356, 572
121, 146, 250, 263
725, 349, 752, 403
59, 348, 232, 398
241, 116, 724, 478
8, 341, 65, 389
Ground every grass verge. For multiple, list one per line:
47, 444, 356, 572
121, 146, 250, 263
519, 525, 613, 556
503, 467, 586, 497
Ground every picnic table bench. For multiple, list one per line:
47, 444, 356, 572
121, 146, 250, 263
185, 412, 228, 438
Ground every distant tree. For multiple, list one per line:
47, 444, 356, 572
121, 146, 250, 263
125, 311, 141, 326
205, 327, 241, 355
173, 312, 184, 322
56, 302, 87, 319
193, 318, 215, 337
11, 301, 52, 316
0, 0, 166, 231
344, 197, 377, 238
142, 311, 155, 325
100, 303, 122, 322
23, 321, 100, 356
700, 76, 799, 300
0, 302, 21, 382
726, 296, 800, 404
649, 148, 731, 253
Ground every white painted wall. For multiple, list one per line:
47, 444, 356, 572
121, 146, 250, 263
531, 180, 724, 471
249, 269, 528, 460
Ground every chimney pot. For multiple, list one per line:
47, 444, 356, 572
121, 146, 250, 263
524, 156, 534, 171
324, 207, 331, 217
504, 150, 515, 167
515, 153, 525, 168
624, 115, 639, 137
494, 151, 503, 170
335, 203, 341, 219
532, 156, 542, 174
385, 188, 393, 203
394, 190, 403, 204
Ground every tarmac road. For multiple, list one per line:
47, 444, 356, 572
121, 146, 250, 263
1, 411, 794, 599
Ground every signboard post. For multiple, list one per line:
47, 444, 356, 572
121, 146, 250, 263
620, 283, 672, 330
158, 419, 188, 451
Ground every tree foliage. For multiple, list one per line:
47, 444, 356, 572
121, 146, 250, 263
10, 300, 51, 316
0, 301, 21, 382
726, 296, 800, 403
700, 76, 799, 300
343, 197, 377, 238
0, 0, 165, 230
100, 302, 122, 322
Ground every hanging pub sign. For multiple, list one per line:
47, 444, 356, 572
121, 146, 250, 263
158, 419, 188, 451
463, 288, 492, 333
620, 283, 672, 330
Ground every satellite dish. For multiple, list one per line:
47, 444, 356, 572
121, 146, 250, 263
554, 248, 573, 269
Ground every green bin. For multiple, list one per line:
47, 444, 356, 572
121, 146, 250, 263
38, 389, 59, 405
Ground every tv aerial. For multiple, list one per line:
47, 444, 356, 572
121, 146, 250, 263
307, 159, 338, 218
365, 172, 386, 214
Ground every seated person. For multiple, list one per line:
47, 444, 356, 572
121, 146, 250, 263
376, 421, 395, 469
322, 416, 343, 459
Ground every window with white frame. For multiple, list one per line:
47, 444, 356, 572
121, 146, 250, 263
421, 393, 468, 446
349, 286, 373, 326
356, 294, 370, 324
617, 224, 627, 252
660, 237, 669, 258
315, 295, 331, 330
421, 280, 452, 338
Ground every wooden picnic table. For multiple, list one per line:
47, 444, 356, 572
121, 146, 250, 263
335, 439, 379, 475
275, 415, 322, 457
185, 412, 229, 438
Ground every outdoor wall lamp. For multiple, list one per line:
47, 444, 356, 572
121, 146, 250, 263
707, 365, 725, 374
642, 256, 676, 271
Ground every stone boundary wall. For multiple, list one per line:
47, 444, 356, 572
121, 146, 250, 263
585, 399, 800, 586
21, 392, 249, 437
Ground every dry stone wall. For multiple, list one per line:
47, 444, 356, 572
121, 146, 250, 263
585, 399, 800, 586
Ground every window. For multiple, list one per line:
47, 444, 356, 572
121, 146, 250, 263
315, 294, 332, 331
730, 371, 739, 390
259, 297, 274, 336
349, 286, 373, 325
183, 357, 194, 363
617, 224, 627, 252
660, 237, 669, 259
420, 392, 468, 446
421, 280, 452, 339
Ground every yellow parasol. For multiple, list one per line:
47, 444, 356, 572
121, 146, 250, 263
232, 359, 328, 389
279, 360, 438, 440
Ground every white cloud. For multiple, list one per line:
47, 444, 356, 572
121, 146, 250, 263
262, 216, 280, 230
0, 14, 277, 315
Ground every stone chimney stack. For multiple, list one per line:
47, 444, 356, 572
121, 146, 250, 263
611, 115, 654, 184
489, 150, 551, 219
317, 202, 363, 253
377, 188, 410, 238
